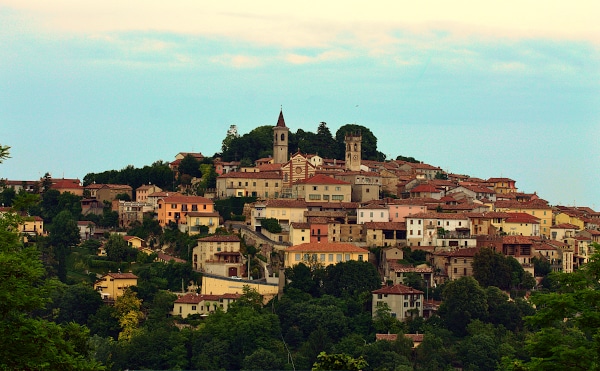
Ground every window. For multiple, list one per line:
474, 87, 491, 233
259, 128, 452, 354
404, 302, 408, 307
325, 186, 329, 190
192, 305, 197, 310
328, 254, 333, 262
295, 253, 301, 261
345, 254, 350, 261
454, 268, 457, 274
313, 186, 318, 191
358, 255, 363, 261
309, 194, 321, 200
332, 195, 344, 201
253, 182, 256, 186
335, 186, 341, 191
336, 254, 342, 262
320, 254, 325, 261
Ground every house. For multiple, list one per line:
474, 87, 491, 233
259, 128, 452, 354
50, 178, 83, 196
494, 199, 552, 237
533, 240, 574, 273
123, 235, 144, 249
307, 217, 330, 243
81, 198, 104, 216
492, 212, 541, 236
216, 171, 283, 199
409, 184, 444, 200
193, 235, 243, 277
77, 221, 95, 240
430, 247, 480, 283
93, 272, 138, 300
554, 211, 586, 231
249, 199, 308, 232
550, 223, 579, 241
96, 184, 133, 204
147, 191, 181, 211
19, 216, 44, 236
385, 261, 434, 288
487, 177, 517, 194
136, 184, 162, 203
357, 204, 389, 224
334, 171, 382, 203
292, 174, 351, 202
156, 252, 186, 264
289, 222, 311, 245
169, 152, 204, 172
363, 222, 406, 248
171, 292, 241, 318
372, 284, 424, 321
1, 179, 38, 193
157, 195, 214, 228
284, 242, 369, 268
113, 200, 153, 228
387, 199, 428, 223
446, 184, 497, 202
406, 212, 470, 247
186, 211, 220, 235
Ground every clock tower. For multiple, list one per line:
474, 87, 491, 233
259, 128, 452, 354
273, 109, 289, 164
344, 132, 362, 172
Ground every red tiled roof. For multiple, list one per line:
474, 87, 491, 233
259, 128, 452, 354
261, 199, 308, 208
372, 284, 423, 295
376, 334, 398, 341
295, 174, 350, 185
410, 184, 441, 193
505, 212, 540, 224
105, 272, 138, 279
291, 222, 310, 229
186, 211, 220, 217
551, 223, 580, 229
198, 235, 241, 242
160, 195, 213, 204
364, 222, 406, 230
218, 171, 282, 179
174, 293, 221, 304
286, 242, 368, 253
257, 164, 283, 172
434, 247, 481, 257
502, 235, 534, 244
407, 212, 469, 220
148, 191, 182, 198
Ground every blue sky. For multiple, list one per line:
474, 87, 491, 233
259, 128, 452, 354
1, 1, 599, 208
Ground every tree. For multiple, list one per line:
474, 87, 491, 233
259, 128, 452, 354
104, 234, 132, 263
54, 283, 104, 325
114, 288, 144, 341
0, 213, 103, 370
261, 217, 282, 233
472, 247, 512, 290
178, 154, 202, 178
312, 351, 368, 371
323, 260, 381, 298
438, 276, 488, 336
49, 210, 81, 282
335, 124, 385, 161
0, 144, 10, 163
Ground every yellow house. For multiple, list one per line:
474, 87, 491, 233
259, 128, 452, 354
292, 174, 351, 202
157, 195, 214, 228
193, 235, 242, 276
19, 216, 44, 236
250, 199, 308, 231
289, 222, 311, 245
284, 242, 369, 268
186, 211, 220, 234
123, 235, 144, 249
172, 292, 241, 318
94, 272, 138, 300
494, 200, 552, 237
554, 212, 585, 230
201, 275, 280, 303
493, 212, 541, 236
216, 171, 283, 199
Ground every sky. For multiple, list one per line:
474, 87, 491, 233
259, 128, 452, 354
1, 1, 599, 208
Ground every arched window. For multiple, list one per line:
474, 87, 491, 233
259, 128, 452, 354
354, 144, 357, 151
281, 133, 285, 141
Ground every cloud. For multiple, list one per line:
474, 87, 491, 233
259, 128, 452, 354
209, 54, 264, 68
2, 0, 599, 50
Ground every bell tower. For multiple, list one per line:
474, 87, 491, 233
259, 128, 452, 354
273, 109, 289, 164
344, 132, 362, 172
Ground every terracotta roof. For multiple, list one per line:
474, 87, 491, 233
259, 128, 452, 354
360, 203, 388, 210
434, 247, 481, 257
260, 199, 308, 208
148, 191, 182, 198
364, 222, 406, 230
257, 163, 283, 172
105, 272, 138, 279
174, 293, 221, 304
295, 174, 350, 185
551, 223, 580, 229
502, 235, 534, 244
376, 334, 398, 341
372, 284, 423, 295
291, 222, 310, 229
160, 195, 213, 204
388, 261, 433, 273
186, 211, 220, 217
197, 235, 241, 242
405, 333, 425, 343
286, 242, 368, 253
123, 235, 143, 241
410, 184, 441, 193
99, 184, 132, 190
156, 252, 186, 263
505, 212, 540, 224
218, 171, 282, 179
407, 212, 469, 220
488, 177, 515, 182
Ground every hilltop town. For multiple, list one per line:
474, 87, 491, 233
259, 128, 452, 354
1, 112, 599, 370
